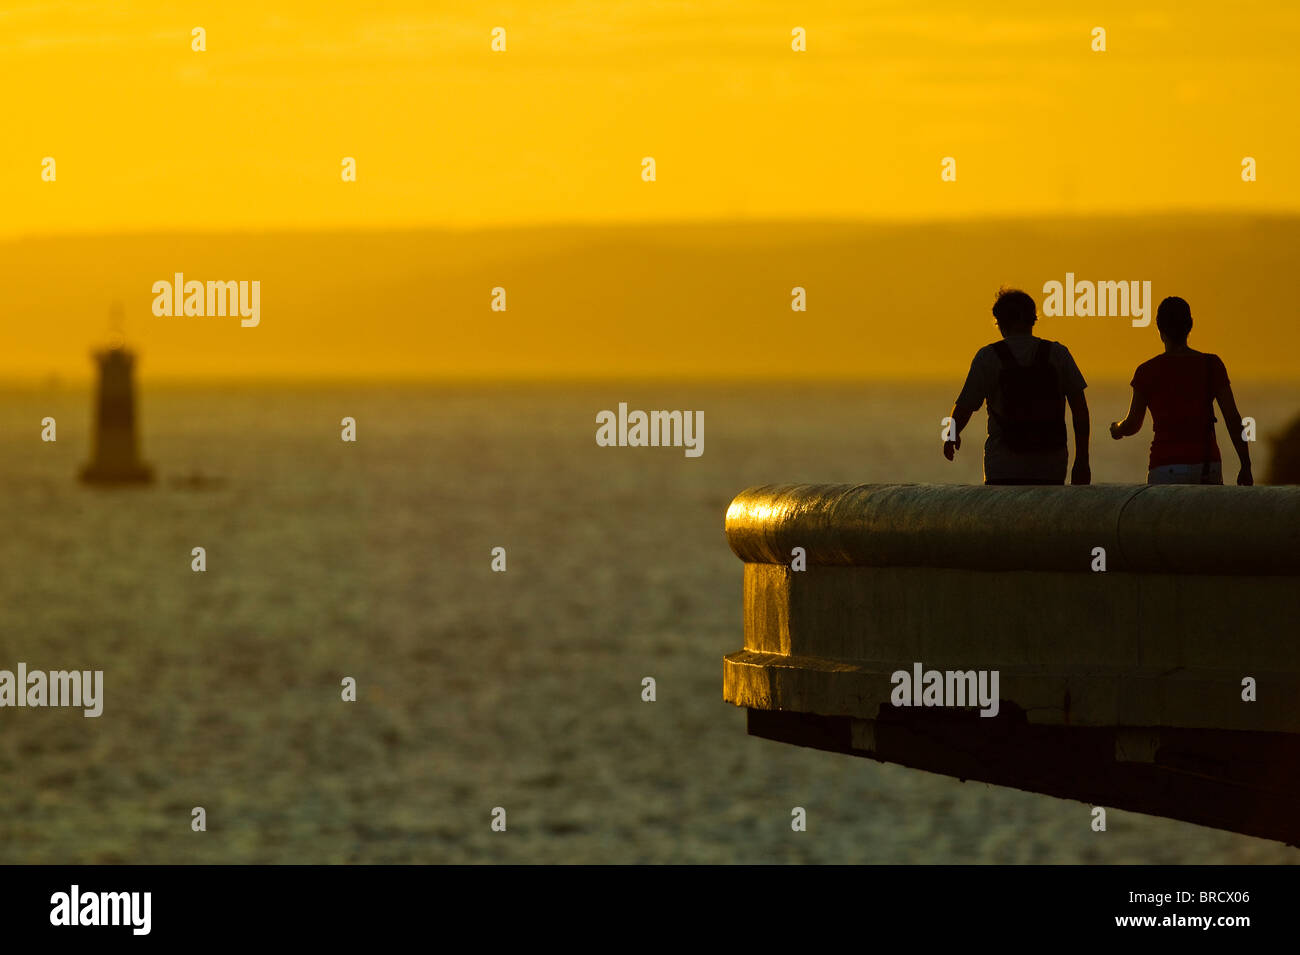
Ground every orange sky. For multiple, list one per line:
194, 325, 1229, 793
1, 2, 1297, 383
2, 1, 1297, 234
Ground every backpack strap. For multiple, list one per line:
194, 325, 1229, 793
991, 340, 1017, 367
1201, 354, 1217, 484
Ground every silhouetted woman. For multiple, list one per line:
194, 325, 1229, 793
1109, 296, 1252, 485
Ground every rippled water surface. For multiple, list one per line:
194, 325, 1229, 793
0, 381, 1295, 863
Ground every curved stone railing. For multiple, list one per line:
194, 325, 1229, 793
721, 483, 1300, 844
726, 483, 1300, 574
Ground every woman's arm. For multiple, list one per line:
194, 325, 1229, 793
1215, 382, 1254, 485
1109, 387, 1147, 439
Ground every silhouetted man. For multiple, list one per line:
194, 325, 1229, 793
944, 288, 1090, 485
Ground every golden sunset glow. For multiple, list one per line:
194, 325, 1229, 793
1, 1, 1297, 381
4, 1, 1300, 874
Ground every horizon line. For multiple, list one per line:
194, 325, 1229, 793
6, 372, 1300, 389
4, 208, 1299, 242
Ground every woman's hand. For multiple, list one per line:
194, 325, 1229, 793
1238, 465, 1254, 486
1113, 389, 1146, 442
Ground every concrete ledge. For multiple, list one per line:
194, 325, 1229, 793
741, 562, 1296, 671
725, 483, 1300, 574
724, 649, 1300, 733
746, 709, 1300, 847
722, 482, 1300, 844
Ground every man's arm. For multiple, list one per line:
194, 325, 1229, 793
1067, 389, 1090, 485
1110, 387, 1147, 439
943, 403, 974, 461
1053, 344, 1090, 484
1215, 382, 1253, 485
946, 351, 985, 462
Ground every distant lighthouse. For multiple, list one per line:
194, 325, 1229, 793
80, 306, 153, 485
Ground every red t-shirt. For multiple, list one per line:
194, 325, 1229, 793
1131, 351, 1229, 469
